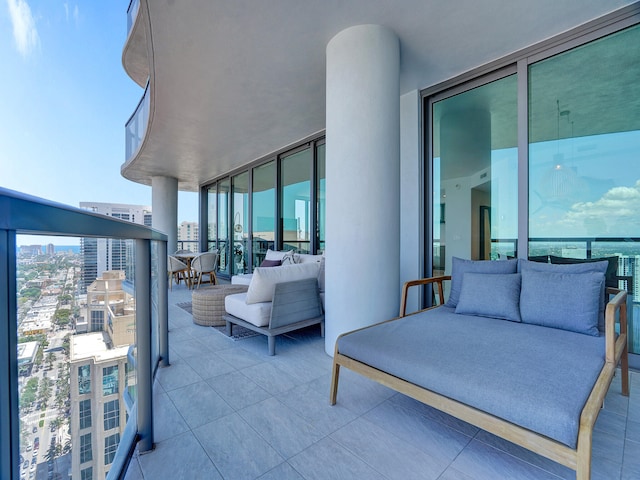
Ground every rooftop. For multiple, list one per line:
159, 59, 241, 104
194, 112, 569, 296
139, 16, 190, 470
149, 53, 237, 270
70, 332, 128, 363
123, 283, 640, 479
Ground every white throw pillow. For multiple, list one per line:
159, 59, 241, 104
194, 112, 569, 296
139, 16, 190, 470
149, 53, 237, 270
264, 249, 296, 265
245, 262, 320, 304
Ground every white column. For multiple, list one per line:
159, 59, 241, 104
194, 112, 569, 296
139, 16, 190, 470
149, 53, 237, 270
151, 176, 178, 254
325, 25, 400, 356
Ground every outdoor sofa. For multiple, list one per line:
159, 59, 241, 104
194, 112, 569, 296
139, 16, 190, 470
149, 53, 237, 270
330, 257, 630, 480
224, 260, 325, 355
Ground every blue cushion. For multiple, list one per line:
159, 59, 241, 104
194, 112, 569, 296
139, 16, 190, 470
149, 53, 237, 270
455, 273, 521, 322
446, 257, 518, 308
520, 270, 603, 336
518, 258, 608, 332
337, 307, 605, 448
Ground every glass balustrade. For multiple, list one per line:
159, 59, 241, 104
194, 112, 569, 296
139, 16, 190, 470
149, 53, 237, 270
125, 81, 150, 163
0, 187, 167, 480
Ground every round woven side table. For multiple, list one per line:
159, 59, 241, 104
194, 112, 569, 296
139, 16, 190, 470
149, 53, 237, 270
191, 284, 249, 327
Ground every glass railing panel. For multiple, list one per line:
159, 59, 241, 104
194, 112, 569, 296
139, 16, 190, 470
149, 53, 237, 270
125, 82, 150, 162
126, 0, 140, 36
16, 236, 141, 480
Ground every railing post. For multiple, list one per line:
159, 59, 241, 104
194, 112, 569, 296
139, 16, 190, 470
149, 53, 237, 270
158, 241, 169, 367
136, 239, 154, 452
0, 229, 19, 480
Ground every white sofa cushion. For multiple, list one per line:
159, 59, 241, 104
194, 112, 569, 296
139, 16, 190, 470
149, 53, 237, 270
295, 253, 324, 264
225, 293, 271, 327
231, 273, 253, 286
245, 262, 321, 304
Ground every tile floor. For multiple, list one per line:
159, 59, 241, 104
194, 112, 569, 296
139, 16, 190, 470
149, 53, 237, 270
123, 283, 640, 480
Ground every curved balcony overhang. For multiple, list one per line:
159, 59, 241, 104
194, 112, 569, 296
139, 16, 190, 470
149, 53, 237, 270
122, 0, 149, 87
120, 0, 638, 193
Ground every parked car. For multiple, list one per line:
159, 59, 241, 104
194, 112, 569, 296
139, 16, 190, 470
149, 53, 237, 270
22, 460, 28, 470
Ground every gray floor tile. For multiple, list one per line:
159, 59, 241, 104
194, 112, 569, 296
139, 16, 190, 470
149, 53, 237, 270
626, 419, 640, 442
193, 413, 283, 480
364, 400, 472, 461
152, 391, 190, 443
437, 468, 476, 480
389, 393, 480, 437
215, 346, 264, 369
182, 351, 236, 380
239, 397, 325, 458
329, 368, 396, 415
288, 437, 387, 480
257, 462, 304, 480
331, 417, 448, 480
240, 362, 301, 395
156, 356, 202, 392
473, 430, 574, 480
593, 428, 625, 465
277, 383, 358, 437
450, 438, 560, 480
167, 380, 233, 429
138, 431, 222, 480
621, 439, 640, 479
206, 370, 272, 410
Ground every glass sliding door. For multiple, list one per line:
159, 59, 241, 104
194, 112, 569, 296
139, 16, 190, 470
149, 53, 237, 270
528, 24, 640, 354
316, 143, 326, 253
206, 185, 217, 253
252, 161, 276, 267
231, 172, 249, 274
431, 74, 518, 280
217, 178, 230, 276
280, 148, 312, 253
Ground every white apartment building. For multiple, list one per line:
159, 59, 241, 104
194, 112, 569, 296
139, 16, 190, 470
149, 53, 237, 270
78, 202, 152, 292
70, 271, 135, 480
177, 221, 199, 252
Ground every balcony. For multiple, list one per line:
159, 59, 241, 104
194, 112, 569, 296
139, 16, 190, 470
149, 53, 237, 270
120, 281, 640, 480
2, 188, 639, 479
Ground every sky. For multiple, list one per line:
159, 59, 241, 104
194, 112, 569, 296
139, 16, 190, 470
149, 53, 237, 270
0, 1, 198, 244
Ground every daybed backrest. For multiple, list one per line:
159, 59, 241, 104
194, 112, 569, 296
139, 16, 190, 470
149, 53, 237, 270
446, 256, 607, 338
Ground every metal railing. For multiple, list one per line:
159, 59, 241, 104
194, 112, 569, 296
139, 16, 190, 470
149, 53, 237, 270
0, 187, 168, 480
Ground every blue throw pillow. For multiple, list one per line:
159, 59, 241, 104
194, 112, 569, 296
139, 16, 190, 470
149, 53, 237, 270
518, 258, 608, 332
446, 257, 518, 308
455, 272, 522, 322
520, 270, 603, 336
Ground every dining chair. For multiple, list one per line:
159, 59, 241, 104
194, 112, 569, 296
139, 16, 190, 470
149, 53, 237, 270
168, 255, 191, 290
190, 251, 219, 288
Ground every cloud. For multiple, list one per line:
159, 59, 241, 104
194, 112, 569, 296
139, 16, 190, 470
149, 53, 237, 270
534, 180, 640, 237
63, 2, 79, 25
6, 0, 40, 57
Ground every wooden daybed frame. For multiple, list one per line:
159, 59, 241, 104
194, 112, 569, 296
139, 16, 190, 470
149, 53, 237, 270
330, 276, 630, 480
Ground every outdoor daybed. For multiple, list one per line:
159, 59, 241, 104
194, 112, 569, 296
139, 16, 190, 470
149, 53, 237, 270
330, 257, 630, 480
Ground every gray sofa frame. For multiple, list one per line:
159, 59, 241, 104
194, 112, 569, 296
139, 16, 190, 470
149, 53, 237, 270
330, 276, 630, 480
223, 277, 324, 355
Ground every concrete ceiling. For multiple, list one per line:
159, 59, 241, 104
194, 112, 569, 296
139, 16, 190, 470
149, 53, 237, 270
121, 0, 636, 192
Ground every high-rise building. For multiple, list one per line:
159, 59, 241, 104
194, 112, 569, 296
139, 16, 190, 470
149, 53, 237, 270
70, 271, 133, 480
78, 202, 152, 292
178, 220, 199, 252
